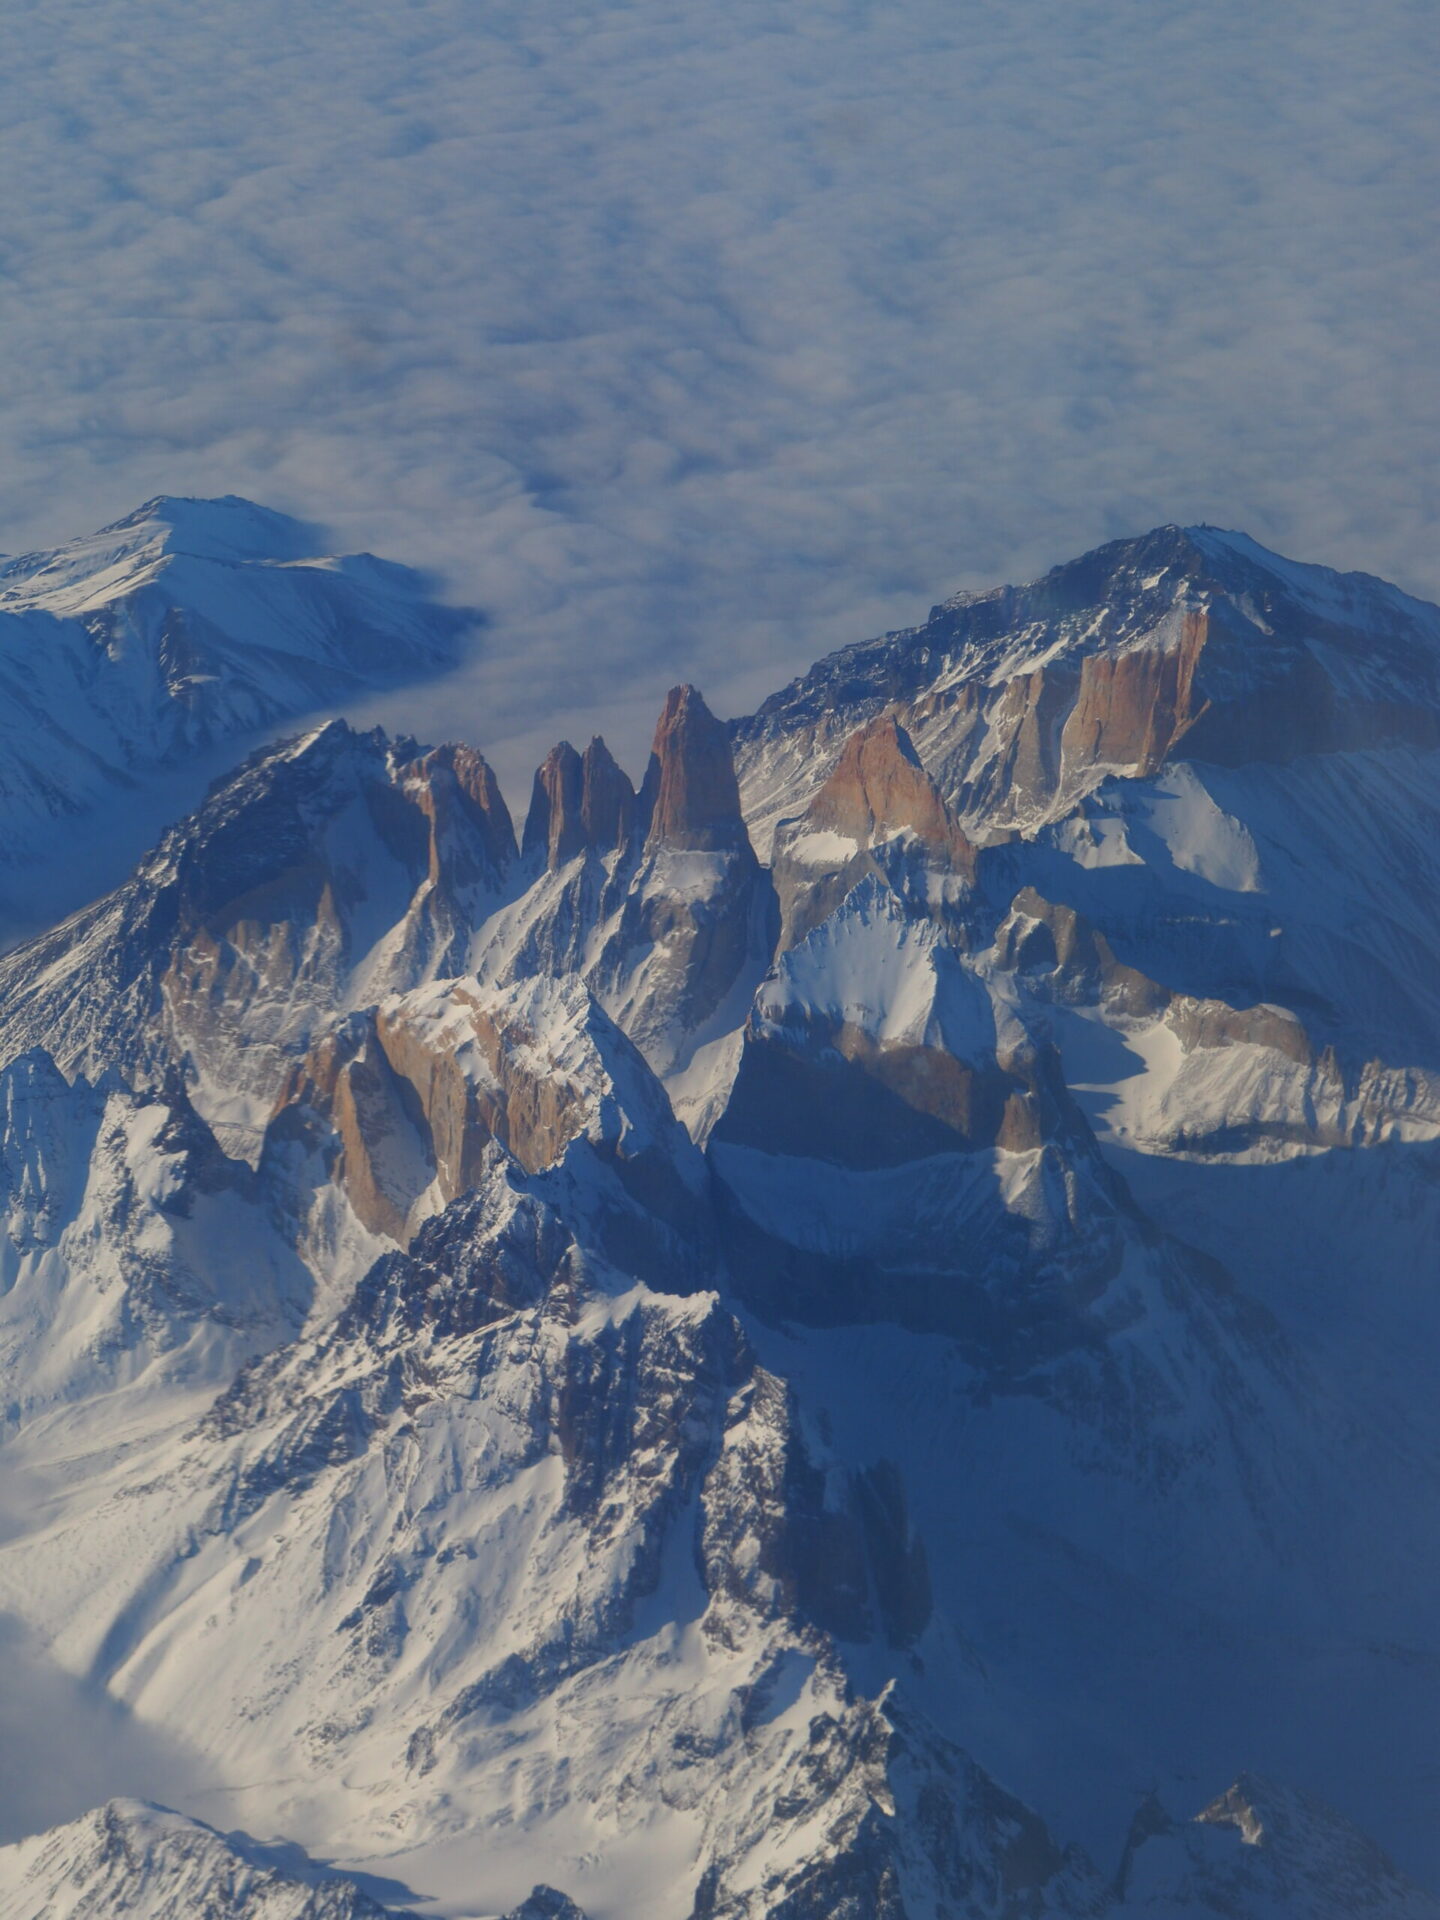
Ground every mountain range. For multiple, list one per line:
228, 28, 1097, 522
1, 501, 1439, 1918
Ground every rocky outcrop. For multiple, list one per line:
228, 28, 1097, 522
398, 741, 517, 893
642, 685, 750, 852
806, 712, 977, 867
503, 1891, 590, 1920
522, 736, 636, 868
1117, 1773, 1440, 1917
993, 887, 1171, 1021
271, 974, 707, 1249
733, 523, 1440, 849
568, 688, 775, 1074
992, 887, 1440, 1156
772, 714, 975, 945
474, 688, 776, 1080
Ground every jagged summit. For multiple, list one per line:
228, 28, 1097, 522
733, 521, 1440, 851
522, 734, 636, 867
523, 689, 749, 866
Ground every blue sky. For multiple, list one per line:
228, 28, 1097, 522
0, 0, 1435, 787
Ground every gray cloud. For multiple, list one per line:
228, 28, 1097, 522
0, 0, 1436, 795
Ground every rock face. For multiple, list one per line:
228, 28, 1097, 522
807, 712, 977, 869
276, 972, 706, 1249
4, 521, 1440, 1919
771, 713, 975, 945
522, 736, 636, 868
642, 684, 751, 852
733, 523, 1440, 852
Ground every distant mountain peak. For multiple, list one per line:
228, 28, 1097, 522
101, 493, 330, 563
0, 497, 470, 926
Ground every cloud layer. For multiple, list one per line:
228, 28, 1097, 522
0, 0, 1436, 790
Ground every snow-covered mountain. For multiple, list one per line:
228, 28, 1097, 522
0, 495, 467, 937
0, 1801, 419, 1920
2, 515, 1440, 1918
734, 522, 1440, 849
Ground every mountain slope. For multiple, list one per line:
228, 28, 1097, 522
1117, 1775, 1440, 1918
734, 523, 1440, 853
0, 494, 466, 934
2, 523, 1440, 1916
0, 1800, 418, 1920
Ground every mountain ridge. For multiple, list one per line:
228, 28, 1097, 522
2, 504, 1439, 1916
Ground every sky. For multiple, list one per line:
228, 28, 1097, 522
0, 0, 1436, 791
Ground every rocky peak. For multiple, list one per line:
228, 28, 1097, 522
807, 712, 976, 875
1117, 1772, 1440, 1917
524, 742, 585, 866
733, 524, 1440, 849
641, 685, 751, 854
400, 740, 516, 885
522, 735, 636, 867
502, 1887, 589, 1920
580, 734, 637, 852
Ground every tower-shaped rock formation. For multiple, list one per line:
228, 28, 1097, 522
580, 735, 637, 854
523, 737, 637, 868
641, 685, 749, 853
401, 741, 517, 889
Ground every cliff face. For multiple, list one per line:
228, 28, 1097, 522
402, 741, 517, 892
772, 713, 975, 946
273, 973, 703, 1248
734, 524, 1440, 852
641, 684, 750, 852
806, 712, 977, 871
5, 516, 1440, 1920
522, 736, 636, 868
